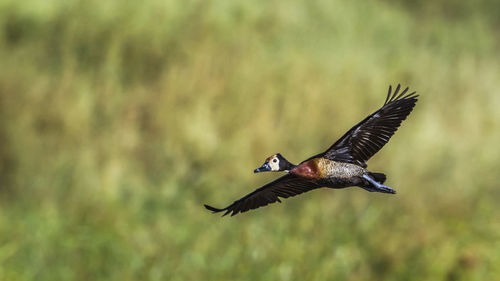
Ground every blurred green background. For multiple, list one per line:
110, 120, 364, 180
1, 0, 500, 280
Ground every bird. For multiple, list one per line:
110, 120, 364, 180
204, 84, 418, 216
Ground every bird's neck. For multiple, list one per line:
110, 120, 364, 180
283, 161, 297, 171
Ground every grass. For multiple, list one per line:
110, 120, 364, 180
1, 0, 500, 280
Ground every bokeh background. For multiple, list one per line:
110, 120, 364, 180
1, 0, 500, 280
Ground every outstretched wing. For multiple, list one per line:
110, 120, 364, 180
323, 84, 418, 167
204, 174, 321, 216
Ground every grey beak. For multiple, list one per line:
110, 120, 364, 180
254, 162, 271, 173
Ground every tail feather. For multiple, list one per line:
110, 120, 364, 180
369, 172, 386, 184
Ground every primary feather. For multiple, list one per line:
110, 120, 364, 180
323, 84, 418, 167
204, 174, 320, 216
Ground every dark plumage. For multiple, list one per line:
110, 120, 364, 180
323, 84, 418, 167
205, 174, 321, 216
205, 84, 418, 216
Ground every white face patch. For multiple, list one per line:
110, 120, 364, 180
268, 155, 280, 171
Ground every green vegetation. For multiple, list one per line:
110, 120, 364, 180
1, 0, 499, 280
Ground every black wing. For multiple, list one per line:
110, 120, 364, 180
323, 84, 418, 167
204, 174, 321, 216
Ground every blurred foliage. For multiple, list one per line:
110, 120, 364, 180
1, 0, 500, 280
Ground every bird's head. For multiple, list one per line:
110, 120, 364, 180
254, 153, 295, 173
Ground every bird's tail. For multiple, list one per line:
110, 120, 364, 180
369, 172, 386, 184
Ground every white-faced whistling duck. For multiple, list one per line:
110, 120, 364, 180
205, 84, 418, 216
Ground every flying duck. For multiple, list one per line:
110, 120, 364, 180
205, 85, 418, 216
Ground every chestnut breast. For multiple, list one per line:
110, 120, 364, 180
290, 158, 322, 179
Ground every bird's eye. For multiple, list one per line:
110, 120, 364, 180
273, 159, 278, 163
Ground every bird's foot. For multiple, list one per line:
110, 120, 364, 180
362, 174, 396, 194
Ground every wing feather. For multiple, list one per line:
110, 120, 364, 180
204, 174, 321, 216
323, 84, 418, 166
